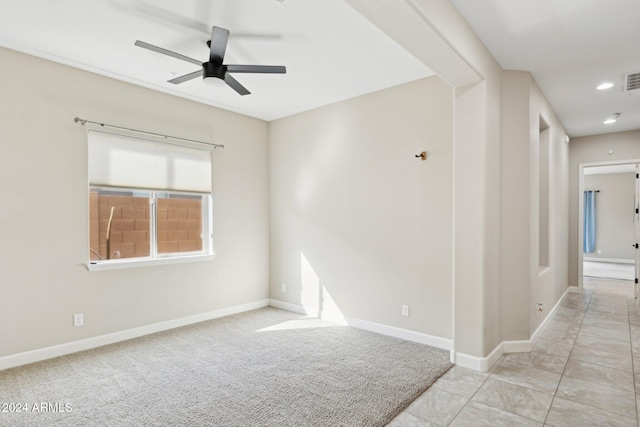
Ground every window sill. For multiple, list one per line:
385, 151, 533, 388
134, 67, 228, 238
86, 253, 215, 271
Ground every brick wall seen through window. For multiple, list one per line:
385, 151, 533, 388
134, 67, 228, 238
89, 190, 203, 261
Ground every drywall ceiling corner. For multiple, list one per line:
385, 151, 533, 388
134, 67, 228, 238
344, 0, 481, 88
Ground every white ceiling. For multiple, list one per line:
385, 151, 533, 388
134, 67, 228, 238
2, 1, 638, 136
451, 0, 640, 137
0, 0, 434, 121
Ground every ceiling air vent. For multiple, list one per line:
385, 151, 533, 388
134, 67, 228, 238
623, 72, 640, 92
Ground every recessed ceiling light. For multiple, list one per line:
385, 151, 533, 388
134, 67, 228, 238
596, 82, 614, 90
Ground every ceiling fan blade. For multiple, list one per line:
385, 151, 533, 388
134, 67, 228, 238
226, 65, 286, 74
224, 73, 250, 96
209, 26, 229, 65
168, 69, 203, 85
134, 40, 202, 66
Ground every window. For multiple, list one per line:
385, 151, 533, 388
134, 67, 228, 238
87, 130, 213, 269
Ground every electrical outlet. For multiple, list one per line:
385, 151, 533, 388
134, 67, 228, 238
401, 305, 410, 317
73, 313, 84, 327
281, 283, 286, 292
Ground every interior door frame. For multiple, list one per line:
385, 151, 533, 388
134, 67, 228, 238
577, 158, 640, 291
635, 164, 640, 298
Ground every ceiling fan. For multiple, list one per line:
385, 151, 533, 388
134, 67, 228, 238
134, 26, 286, 95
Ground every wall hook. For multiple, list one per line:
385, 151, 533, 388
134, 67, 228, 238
415, 151, 427, 161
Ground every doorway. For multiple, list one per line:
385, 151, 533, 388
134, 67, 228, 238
578, 162, 640, 296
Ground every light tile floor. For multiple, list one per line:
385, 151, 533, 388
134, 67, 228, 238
389, 277, 640, 426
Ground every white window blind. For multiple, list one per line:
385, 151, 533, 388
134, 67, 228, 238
88, 130, 212, 193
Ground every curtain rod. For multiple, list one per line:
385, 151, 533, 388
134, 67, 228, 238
74, 117, 224, 149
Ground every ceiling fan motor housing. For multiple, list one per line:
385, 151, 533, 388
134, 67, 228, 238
203, 62, 226, 80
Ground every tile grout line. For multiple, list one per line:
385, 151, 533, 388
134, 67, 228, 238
458, 304, 572, 427
557, 287, 638, 422
413, 284, 636, 426
542, 290, 592, 426
443, 362, 497, 426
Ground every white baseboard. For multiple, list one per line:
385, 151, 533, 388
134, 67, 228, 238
268, 299, 310, 316
2, 292, 573, 374
345, 314, 452, 350
0, 299, 270, 372
452, 287, 570, 372
454, 339, 534, 372
530, 289, 568, 343
269, 299, 452, 351
453, 345, 499, 372
271, 294, 575, 373
584, 257, 635, 264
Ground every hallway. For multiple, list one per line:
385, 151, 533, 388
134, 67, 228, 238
391, 277, 639, 426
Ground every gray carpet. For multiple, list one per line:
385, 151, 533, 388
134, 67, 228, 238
0, 307, 452, 426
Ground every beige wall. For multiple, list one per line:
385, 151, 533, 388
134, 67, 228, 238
501, 71, 569, 340
421, 0, 505, 359
0, 46, 270, 358
583, 173, 636, 261
270, 76, 454, 338
344, 0, 569, 361
500, 72, 532, 341
530, 81, 570, 335
569, 130, 640, 285
0, 0, 577, 367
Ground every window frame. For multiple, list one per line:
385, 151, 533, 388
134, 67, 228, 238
86, 127, 215, 271
87, 187, 214, 271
